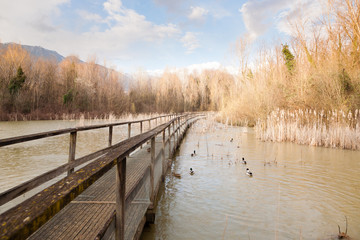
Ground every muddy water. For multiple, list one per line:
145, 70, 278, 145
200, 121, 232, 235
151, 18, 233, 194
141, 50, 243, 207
141, 119, 360, 240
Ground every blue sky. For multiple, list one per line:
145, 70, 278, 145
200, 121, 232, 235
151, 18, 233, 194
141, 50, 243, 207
0, 0, 321, 74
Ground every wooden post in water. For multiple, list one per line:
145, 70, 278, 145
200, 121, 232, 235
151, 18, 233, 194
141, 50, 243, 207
128, 123, 131, 139
68, 131, 77, 175
161, 130, 166, 182
150, 137, 155, 205
115, 157, 126, 240
108, 126, 113, 147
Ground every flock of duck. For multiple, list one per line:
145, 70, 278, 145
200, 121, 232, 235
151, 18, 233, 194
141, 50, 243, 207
173, 145, 254, 178
242, 157, 253, 177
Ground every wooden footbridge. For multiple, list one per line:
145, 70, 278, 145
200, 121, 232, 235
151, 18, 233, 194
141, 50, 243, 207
0, 113, 202, 240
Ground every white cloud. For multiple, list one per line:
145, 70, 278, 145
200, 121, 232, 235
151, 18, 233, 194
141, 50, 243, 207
0, 0, 181, 65
104, 0, 123, 15
77, 10, 103, 23
276, 0, 323, 36
188, 6, 208, 21
181, 32, 200, 53
239, 0, 290, 41
239, 0, 323, 41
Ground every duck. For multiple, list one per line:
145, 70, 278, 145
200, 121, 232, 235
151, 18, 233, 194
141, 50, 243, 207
173, 172, 181, 178
190, 168, 194, 175
191, 150, 196, 157
242, 157, 247, 164
246, 168, 253, 176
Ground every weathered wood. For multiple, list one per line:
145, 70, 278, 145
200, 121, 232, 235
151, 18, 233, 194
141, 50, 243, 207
168, 126, 171, 158
128, 123, 131, 139
68, 131, 77, 175
0, 114, 175, 148
109, 126, 113, 147
172, 122, 175, 152
140, 121, 143, 149
0, 114, 201, 240
115, 157, 126, 240
149, 137, 155, 206
0, 122, 175, 239
0, 145, 113, 207
161, 130, 166, 182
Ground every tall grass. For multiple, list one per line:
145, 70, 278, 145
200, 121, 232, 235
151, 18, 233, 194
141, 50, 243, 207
256, 109, 360, 150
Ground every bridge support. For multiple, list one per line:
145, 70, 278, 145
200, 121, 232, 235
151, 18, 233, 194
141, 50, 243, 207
115, 157, 126, 240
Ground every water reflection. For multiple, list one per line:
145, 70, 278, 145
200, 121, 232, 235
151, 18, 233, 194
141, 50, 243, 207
142, 119, 360, 240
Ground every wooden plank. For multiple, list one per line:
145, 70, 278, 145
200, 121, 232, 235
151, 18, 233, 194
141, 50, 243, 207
115, 157, 126, 240
161, 130, 166, 181
149, 137, 155, 206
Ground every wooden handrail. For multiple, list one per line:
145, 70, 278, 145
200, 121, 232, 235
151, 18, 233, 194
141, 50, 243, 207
0, 114, 190, 207
0, 114, 177, 147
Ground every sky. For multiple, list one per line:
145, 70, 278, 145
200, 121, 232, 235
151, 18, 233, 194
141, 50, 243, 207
0, 0, 322, 74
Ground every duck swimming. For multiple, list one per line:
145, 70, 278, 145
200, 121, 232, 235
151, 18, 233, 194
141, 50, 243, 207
242, 157, 247, 164
246, 168, 253, 176
190, 168, 194, 175
191, 150, 196, 157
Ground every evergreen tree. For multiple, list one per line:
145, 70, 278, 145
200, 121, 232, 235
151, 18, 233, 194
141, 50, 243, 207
9, 66, 26, 95
281, 44, 295, 74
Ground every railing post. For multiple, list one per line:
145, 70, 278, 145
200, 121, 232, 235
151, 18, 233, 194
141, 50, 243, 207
140, 121, 143, 149
155, 117, 157, 126
108, 126, 113, 147
161, 130, 166, 182
176, 118, 179, 144
149, 120, 151, 130
172, 121, 175, 150
115, 157, 126, 240
150, 137, 155, 205
168, 125, 171, 156
128, 123, 131, 139
68, 131, 77, 175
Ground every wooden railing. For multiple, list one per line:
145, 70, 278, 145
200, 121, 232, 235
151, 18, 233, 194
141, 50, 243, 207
0, 113, 202, 240
0, 114, 176, 207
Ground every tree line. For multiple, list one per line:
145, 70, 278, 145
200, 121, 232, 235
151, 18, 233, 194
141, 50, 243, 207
0, 43, 234, 120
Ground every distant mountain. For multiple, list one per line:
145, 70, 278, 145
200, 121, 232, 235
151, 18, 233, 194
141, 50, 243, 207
1, 43, 65, 63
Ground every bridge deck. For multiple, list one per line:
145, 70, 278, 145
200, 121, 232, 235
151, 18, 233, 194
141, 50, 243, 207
28, 126, 185, 240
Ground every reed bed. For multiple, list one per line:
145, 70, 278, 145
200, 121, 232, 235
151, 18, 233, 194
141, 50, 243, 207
256, 109, 360, 150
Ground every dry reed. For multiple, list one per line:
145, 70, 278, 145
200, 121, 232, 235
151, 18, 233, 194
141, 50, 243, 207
256, 109, 360, 150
